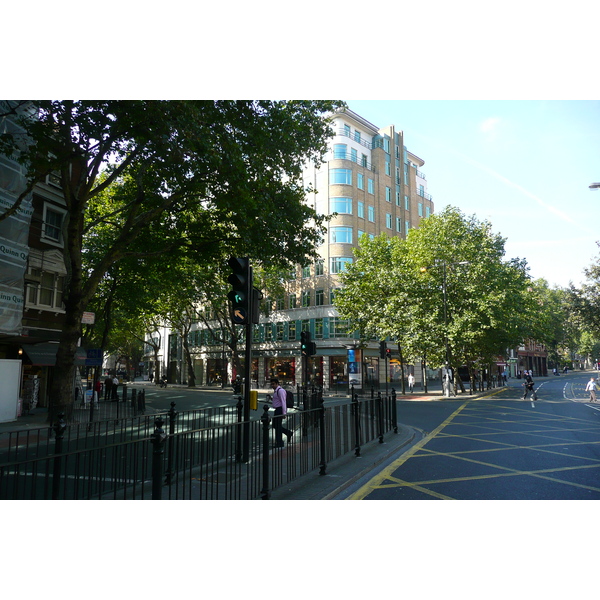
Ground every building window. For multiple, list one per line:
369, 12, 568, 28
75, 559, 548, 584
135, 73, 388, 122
396, 217, 401, 233
330, 257, 352, 274
26, 269, 64, 310
396, 191, 400, 206
330, 197, 352, 214
276, 297, 284, 310
368, 179, 374, 194
418, 203, 423, 217
330, 168, 352, 185
289, 294, 297, 309
302, 291, 311, 307
330, 317, 351, 338
302, 265, 311, 278
405, 196, 410, 210
354, 130, 361, 143
357, 173, 364, 190
314, 318, 324, 339
265, 324, 273, 341
386, 187, 391, 202
426, 206, 431, 218
315, 289, 324, 306
357, 229, 364, 240
330, 226, 352, 244
333, 144, 347, 159
385, 161, 391, 176
386, 213, 392, 229
288, 321, 297, 340
42, 204, 66, 246
368, 206, 375, 222
357, 201, 364, 219
276, 322, 284, 341
315, 259, 324, 276
405, 220, 410, 233
344, 124, 351, 137
351, 148, 357, 163
361, 154, 368, 168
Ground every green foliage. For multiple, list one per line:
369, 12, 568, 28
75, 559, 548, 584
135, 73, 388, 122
1, 100, 344, 408
336, 206, 543, 370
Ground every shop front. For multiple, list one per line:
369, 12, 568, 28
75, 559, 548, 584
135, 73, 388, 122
265, 357, 296, 387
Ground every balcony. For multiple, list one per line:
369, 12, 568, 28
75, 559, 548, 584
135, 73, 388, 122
331, 151, 375, 172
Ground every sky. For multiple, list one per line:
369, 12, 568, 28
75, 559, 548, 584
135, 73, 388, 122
346, 100, 600, 289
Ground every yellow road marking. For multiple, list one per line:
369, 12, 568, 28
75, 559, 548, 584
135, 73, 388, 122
347, 400, 471, 500
347, 388, 600, 500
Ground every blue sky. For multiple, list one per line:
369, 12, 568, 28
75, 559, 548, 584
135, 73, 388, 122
347, 100, 600, 289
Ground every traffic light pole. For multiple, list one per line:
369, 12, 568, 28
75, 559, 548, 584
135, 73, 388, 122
242, 321, 252, 462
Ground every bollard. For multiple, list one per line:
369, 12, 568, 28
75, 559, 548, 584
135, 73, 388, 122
353, 393, 361, 457
260, 404, 271, 500
132, 389, 137, 416
139, 389, 146, 414
150, 416, 167, 500
165, 402, 177, 485
52, 413, 66, 500
391, 388, 398, 434
318, 396, 327, 476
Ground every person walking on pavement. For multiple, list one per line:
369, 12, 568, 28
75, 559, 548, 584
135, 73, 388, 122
585, 377, 597, 402
269, 378, 293, 448
112, 375, 119, 401
408, 373, 415, 393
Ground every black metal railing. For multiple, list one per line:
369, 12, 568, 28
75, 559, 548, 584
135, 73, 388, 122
0, 393, 399, 500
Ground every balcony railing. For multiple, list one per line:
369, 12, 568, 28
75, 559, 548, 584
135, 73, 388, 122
331, 151, 375, 172
336, 129, 373, 150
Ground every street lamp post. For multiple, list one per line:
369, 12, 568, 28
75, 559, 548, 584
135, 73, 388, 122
589, 183, 600, 190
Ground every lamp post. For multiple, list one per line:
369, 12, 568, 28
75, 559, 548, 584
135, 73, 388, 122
589, 183, 600, 190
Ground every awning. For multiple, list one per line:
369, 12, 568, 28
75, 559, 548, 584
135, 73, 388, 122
22, 344, 87, 366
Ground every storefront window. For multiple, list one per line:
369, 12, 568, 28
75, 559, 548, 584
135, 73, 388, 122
266, 358, 296, 386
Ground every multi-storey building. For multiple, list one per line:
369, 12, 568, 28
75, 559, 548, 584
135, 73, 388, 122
161, 107, 435, 391
0, 102, 83, 420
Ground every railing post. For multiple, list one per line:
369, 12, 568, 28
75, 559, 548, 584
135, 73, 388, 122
150, 416, 167, 500
165, 402, 177, 486
391, 388, 398, 434
353, 393, 361, 457
132, 389, 137, 417
51, 413, 66, 500
260, 404, 271, 500
318, 395, 327, 476
235, 395, 243, 462
377, 391, 384, 444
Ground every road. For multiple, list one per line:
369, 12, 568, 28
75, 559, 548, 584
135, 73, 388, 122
340, 370, 600, 500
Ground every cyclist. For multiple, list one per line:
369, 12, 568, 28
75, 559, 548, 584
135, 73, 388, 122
522, 371, 537, 401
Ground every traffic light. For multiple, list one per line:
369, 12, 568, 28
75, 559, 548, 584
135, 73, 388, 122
301, 331, 310, 357
386, 348, 391, 359
379, 340, 386, 359
227, 257, 252, 325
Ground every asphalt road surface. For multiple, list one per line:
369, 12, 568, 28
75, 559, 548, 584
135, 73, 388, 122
340, 370, 600, 500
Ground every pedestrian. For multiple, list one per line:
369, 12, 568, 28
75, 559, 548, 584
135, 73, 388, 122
148, 372, 153, 383
408, 373, 415, 393
112, 375, 119, 401
94, 379, 102, 403
104, 375, 113, 400
585, 377, 597, 403
269, 378, 293, 448
522, 372, 537, 400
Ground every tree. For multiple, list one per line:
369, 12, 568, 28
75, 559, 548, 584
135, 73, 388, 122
570, 242, 600, 336
0, 100, 342, 420
336, 207, 539, 391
